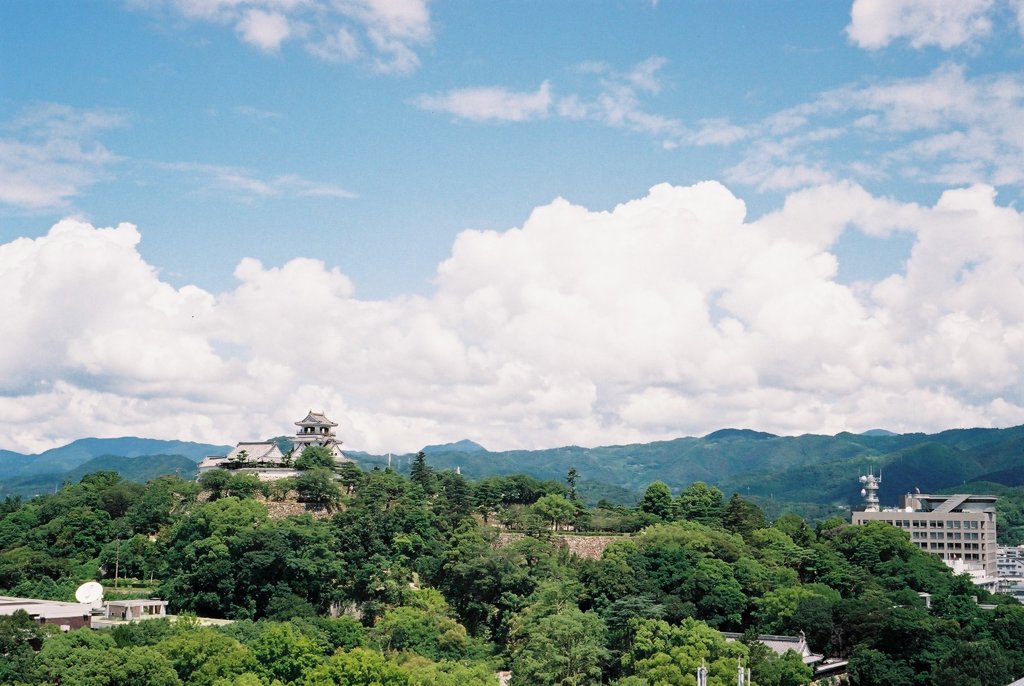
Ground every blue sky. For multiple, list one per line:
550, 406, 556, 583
3, 1, 1024, 453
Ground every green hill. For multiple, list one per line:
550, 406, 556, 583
0, 453, 200, 498
0, 437, 230, 478
355, 424, 1024, 507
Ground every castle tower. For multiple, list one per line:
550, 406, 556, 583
291, 410, 349, 464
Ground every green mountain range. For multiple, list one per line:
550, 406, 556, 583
3, 426, 1024, 507
0, 438, 230, 498
354, 425, 1024, 507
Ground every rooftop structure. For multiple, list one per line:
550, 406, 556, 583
859, 472, 881, 512
104, 599, 168, 621
721, 632, 822, 666
851, 486, 999, 590
0, 596, 93, 630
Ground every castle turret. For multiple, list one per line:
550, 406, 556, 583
291, 410, 349, 464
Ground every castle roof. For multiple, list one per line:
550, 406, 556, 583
295, 411, 338, 428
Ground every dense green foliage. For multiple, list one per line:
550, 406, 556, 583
1, 458, 1024, 685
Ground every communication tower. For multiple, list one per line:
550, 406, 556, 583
859, 471, 881, 512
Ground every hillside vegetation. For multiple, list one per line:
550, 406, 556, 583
2, 457, 1024, 685
356, 425, 1024, 507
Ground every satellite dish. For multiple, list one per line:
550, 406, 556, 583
75, 581, 104, 606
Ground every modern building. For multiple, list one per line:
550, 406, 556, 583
997, 545, 1024, 604
198, 410, 349, 479
851, 476, 999, 590
103, 599, 168, 621
0, 596, 93, 630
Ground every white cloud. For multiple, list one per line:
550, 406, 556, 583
146, 0, 433, 74
4, 181, 1024, 454
416, 57, 686, 146
413, 82, 552, 122
0, 104, 125, 210
706, 63, 1024, 192
847, 0, 996, 50
160, 161, 357, 199
236, 9, 291, 52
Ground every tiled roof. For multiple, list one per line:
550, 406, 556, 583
227, 442, 284, 462
295, 410, 338, 427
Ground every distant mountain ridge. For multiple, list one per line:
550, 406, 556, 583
355, 425, 1024, 507
421, 439, 486, 454
5, 427, 1024, 510
0, 437, 230, 479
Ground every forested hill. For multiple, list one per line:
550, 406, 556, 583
5, 426, 1024, 506
0, 438, 229, 497
356, 424, 1024, 506
0, 437, 229, 478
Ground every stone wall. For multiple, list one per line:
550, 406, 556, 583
494, 532, 627, 560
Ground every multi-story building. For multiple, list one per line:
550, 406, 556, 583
997, 545, 1024, 603
851, 476, 998, 591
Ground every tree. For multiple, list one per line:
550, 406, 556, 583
372, 605, 471, 661
303, 647, 410, 686
752, 649, 814, 686
723, 492, 767, 538
676, 482, 725, 526
566, 467, 579, 502
251, 622, 324, 685
532, 494, 577, 531
638, 481, 673, 522
229, 449, 249, 469
199, 470, 233, 500
623, 617, 747, 685
932, 639, 1012, 686
510, 608, 608, 686
410, 452, 435, 495
296, 446, 337, 471
436, 471, 472, 528
295, 469, 342, 508
0, 610, 48, 683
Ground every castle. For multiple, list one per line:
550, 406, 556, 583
197, 410, 349, 480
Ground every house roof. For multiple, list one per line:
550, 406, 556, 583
721, 632, 823, 665
227, 442, 284, 461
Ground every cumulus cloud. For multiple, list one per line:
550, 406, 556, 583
144, 0, 433, 74
4, 181, 1024, 454
0, 103, 125, 210
847, 0, 996, 50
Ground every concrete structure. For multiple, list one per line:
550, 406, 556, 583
852, 490, 999, 590
198, 410, 349, 479
0, 596, 93, 630
104, 599, 168, 621
997, 545, 1024, 604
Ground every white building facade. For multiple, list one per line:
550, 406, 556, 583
852, 490, 999, 591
